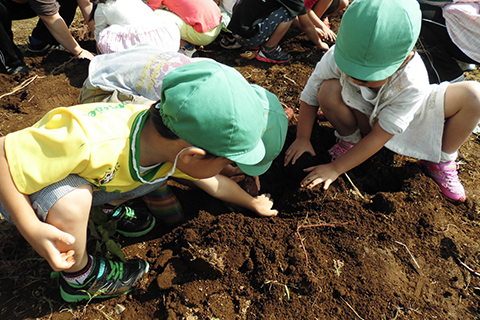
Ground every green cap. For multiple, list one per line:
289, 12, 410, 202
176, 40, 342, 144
158, 61, 266, 172
334, 0, 421, 81
237, 84, 288, 176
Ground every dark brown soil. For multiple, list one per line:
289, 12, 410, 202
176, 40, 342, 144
1, 12, 480, 320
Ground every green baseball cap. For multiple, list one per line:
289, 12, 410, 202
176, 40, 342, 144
334, 0, 421, 82
158, 61, 267, 173
237, 84, 288, 176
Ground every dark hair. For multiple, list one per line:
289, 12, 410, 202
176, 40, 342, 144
89, 0, 116, 22
148, 102, 180, 140
148, 102, 219, 159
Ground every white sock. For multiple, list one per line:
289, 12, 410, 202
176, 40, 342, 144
440, 151, 458, 163
334, 128, 362, 143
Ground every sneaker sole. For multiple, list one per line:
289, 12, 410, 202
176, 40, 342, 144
27, 43, 64, 53
117, 216, 156, 237
255, 54, 292, 64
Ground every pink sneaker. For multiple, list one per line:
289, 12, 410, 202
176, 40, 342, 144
328, 139, 356, 161
418, 160, 466, 202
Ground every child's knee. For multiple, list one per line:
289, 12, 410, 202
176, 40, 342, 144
48, 185, 92, 226
462, 81, 480, 114
318, 79, 342, 110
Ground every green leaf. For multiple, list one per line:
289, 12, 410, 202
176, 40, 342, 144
106, 239, 126, 262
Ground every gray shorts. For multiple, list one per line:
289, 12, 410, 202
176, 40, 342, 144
0, 175, 166, 223
236, 7, 295, 48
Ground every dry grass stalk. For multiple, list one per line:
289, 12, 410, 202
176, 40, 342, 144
394, 240, 421, 270
297, 221, 352, 265
0, 75, 40, 100
340, 296, 365, 320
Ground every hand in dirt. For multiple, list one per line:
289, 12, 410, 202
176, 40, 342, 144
27, 222, 76, 271
252, 193, 278, 217
77, 50, 95, 60
321, 28, 337, 43
315, 27, 326, 39
284, 137, 316, 166
300, 163, 340, 190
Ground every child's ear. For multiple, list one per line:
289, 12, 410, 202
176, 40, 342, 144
178, 147, 207, 164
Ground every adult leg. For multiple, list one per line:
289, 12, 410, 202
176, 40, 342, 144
0, 4, 25, 72
0, 0, 31, 73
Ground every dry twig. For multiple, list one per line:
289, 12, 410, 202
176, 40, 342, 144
344, 173, 369, 201
340, 296, 365, 320
283, 74, 297, 85
297, 221, 352, 265
454, 256, 480, 276
0, 75, 41, 100
394, 240, 421, 271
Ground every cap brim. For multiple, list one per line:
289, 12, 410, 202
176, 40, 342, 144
227, 139, 266, 167
334, 46, 403, 81
237, 160, 272, 177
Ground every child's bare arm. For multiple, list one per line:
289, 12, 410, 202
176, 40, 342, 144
301, 123, 393, 189
193, 174, 278, 217
296, 14, 329, 51
284, 100, 319, 166
0, 137, 76, 271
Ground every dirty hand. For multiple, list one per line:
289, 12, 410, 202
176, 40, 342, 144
252, 193, 278, 217
76, 50, 95, 60
28, 222, 76, 271
300, 163, 340, 190
322, 28, 337, 42
284, 137, 316, 166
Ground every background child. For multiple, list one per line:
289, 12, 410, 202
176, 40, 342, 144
0, 61, 284, 302
294, 0, 348, 43
91, 0, 180, 54
147, 0, 222, 57
79, 43, 195, 105
284, 0, 480, 202
2, 0, 94, 60
222, 0, 329, 64
417, 0, 480, 83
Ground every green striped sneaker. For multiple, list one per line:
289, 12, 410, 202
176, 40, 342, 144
103, 204, 156, 237
53, 256, 149, 302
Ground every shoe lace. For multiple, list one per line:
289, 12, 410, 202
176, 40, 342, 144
106, 260, 124, 281
436, 163, 460, 187
114, 205, 135, 220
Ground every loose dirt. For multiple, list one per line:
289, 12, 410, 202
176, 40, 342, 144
1, 10, 480, 320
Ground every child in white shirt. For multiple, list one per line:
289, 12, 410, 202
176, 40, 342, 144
284, 0, 480, 202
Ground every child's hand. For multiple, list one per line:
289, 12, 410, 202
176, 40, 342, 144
28, 222, 76, 271
252, 193, 278, 217
284, 137, 316, 166
300, 163, 340, 190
